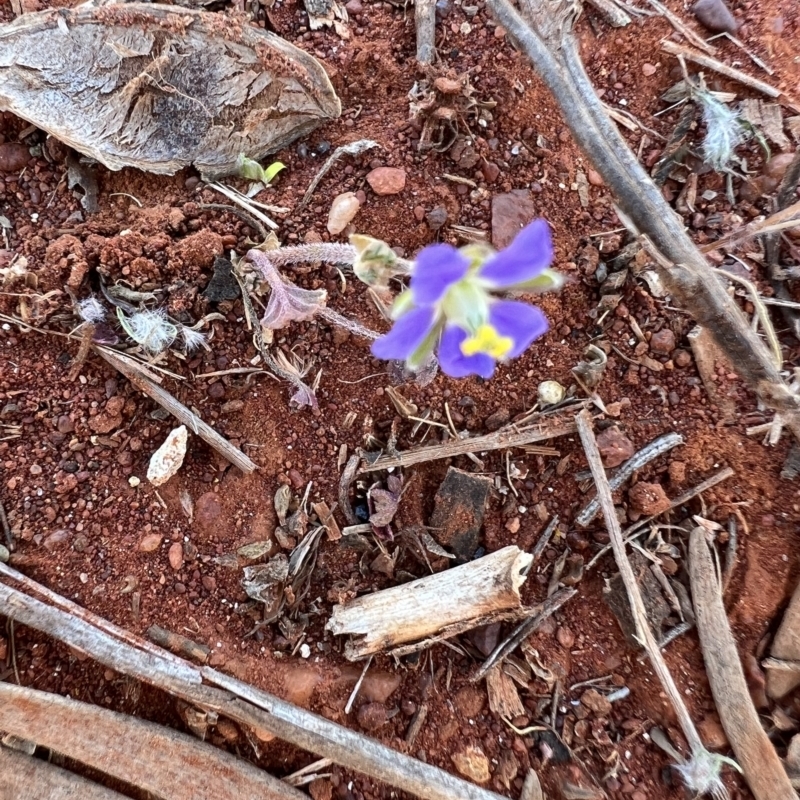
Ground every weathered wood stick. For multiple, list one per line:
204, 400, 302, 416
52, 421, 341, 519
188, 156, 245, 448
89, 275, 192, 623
415, 0, 437, 63
96, 346, 257, 474
147, 624, 210, 663
327, 545, 532, 660
688, 527, 796, 800
0, 682, 304, 800
0, 746, 129, 800
359, 415, 577, 472
0, 567, 507, 800
660, 40, 786, 102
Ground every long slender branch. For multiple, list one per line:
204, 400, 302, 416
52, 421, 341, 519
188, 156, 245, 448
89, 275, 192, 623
688, 527, 796, 800
575, 411, 704, 756
486, 0, 800, 441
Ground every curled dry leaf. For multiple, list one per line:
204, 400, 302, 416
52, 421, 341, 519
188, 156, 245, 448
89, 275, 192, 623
274, 484, 292, 526
242, 554, 288, 604
0, 4, 341, 177
146, 425, 188, 486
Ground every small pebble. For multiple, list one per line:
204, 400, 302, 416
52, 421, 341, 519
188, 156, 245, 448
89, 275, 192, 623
692, 0, 738, 34
357, 702, 388, 732
596, 426, 635, 468
556, 626, 575, 648
207, 382, 226, 400
641, 63, 657, 77
366, 167, 407, 196
650, 329, 675, 354
168, 542, 184, 570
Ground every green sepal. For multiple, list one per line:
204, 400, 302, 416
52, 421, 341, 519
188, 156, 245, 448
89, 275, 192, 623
505, 269, 567, 294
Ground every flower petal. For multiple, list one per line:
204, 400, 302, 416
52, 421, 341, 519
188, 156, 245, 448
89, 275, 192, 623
489, 300, 549, 358
478, 219, 553, 288
438, 326, 496, 379
410, 244, 470, 306
371, 306, 435, 361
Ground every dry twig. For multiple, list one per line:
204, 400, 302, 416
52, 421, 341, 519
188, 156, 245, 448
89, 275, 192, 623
359, 412, 578, 472
576, 410, 736, 796
96, 346, 257, 474
660, 41, 796, 107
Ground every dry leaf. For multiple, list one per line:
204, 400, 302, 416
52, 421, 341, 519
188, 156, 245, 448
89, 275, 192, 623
0, 4, 341, 177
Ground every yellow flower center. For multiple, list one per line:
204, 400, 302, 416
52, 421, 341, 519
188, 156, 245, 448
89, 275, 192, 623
460, 324, 513, 359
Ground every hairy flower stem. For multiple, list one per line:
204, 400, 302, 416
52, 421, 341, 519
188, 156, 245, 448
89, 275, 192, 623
266, 243, 357, 268
317, 307, 380, 340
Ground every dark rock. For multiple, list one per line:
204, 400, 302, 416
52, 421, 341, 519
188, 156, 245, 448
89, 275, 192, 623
484, 407, 510, 431
425, 206, 448, 232
0, 143, 31, 172
429, 467, 492, 563
202, 256, 240, 302
693, 0, 738, 34
470, 622, 501, 656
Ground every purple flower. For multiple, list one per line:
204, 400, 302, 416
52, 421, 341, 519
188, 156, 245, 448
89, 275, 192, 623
370, 219, 561, 378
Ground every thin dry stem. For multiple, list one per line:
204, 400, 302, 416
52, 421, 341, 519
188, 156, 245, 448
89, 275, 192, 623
576, 410, 705, 756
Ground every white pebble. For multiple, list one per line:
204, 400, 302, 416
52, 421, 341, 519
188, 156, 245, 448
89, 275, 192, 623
147, 425, 188, 486
327, 192, 361, 235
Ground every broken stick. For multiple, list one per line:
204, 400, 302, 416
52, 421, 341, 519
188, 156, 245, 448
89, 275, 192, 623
96, 346, 257, 474
688, 527, 796, 800
576, 410, 731, 792
359, 412, 578, 472
327, 545, 532, 660
415, 0, 437, 63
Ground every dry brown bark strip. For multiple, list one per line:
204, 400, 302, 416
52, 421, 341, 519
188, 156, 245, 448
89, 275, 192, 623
358, 413, 578, 472
0, 565, 507, 800
485, 0, 800, 442
688, 527, 797, 800
96, 346, 257, 474
0, 746, 129, 800
0, 683, 304, 800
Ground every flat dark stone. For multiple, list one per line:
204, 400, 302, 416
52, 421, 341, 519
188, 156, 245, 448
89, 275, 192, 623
429, 467, 492, 563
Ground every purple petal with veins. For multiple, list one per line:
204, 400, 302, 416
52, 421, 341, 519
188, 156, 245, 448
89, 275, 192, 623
248, 250, 327, 330
371, 306, 435, 360
489, 300, 549, 358
410, 244, 470, 306
438, 326, 496, 379
478, 219, 553, 288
